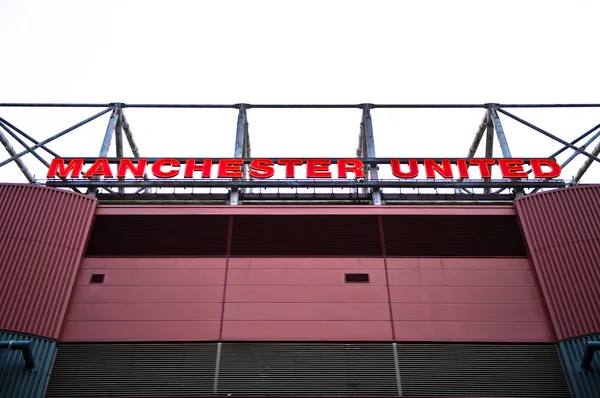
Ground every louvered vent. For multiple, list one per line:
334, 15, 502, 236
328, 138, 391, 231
217, 343, 398, 396
45, 343, 217, 397
396, 343, 570, 397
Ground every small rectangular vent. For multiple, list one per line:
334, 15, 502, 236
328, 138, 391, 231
89, 274, 104, 284
345, 273, 369, 283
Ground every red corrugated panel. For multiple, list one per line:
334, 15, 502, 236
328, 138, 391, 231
516, 185, 600, 340
0, 183, 96, 339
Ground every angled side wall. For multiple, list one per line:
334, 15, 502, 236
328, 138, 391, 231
0, 184, 96, 339
516, 185, 600, 340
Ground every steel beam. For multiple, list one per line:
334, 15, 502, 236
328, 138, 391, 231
456, 110, 488, 194
490, 106, 525, 197
497, 108, 600, 165
362, 104, 382, 205
115, 105, 124, 195
0, 117, 59, 158
574, 138, 600, 183
484, 107, 495, 194
0, 120, 49, 167
0, 127, 35, 182
0, 107, 112, 168
45, 178, 566, 189
87, 107, 119, 196
230, 104, 248, 205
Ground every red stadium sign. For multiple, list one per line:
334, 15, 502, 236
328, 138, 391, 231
46, 158, 562, 180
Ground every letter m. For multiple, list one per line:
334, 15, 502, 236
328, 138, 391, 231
47, 158, 84, 178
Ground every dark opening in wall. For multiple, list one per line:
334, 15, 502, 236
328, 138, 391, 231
89, 274, 104, 284
345, 273, 370, 283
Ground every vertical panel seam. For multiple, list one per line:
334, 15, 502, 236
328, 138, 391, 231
219, 215, 234, 340
378, 215, 396, 341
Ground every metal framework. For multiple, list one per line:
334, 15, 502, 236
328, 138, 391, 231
1, 102, 599, 205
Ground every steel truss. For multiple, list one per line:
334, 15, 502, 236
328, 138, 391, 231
1, 102, 599, 205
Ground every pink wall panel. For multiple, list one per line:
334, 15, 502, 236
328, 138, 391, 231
222, 257, 392, 341
221, 321, 393, 341
386, 258, 554, 342
0, 184, 96, 339
224, 303, 390, 321
516, 185, 600, 340
62, 258, 226, 342
61, 321, 220, 341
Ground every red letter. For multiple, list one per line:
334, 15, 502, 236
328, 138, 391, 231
456, 159, 469, 178
184, 159, 212, 178
530, 159, 561, 178
424, 159, 453, 178
218, 159, 244, 178
469, 159, 496, 178
338, 159, 364, 178
278, 159, 303, 178
151, 158, 180, 178
117, 159, 147, 178
83, 159, 113, 178
249, 159, 275, 179
499, 159, 527, 178
390, 159, 419, 178
307, 159, 331, 178
46, 158, 83, 178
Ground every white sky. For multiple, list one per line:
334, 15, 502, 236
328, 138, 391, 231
1, 0, 600, 190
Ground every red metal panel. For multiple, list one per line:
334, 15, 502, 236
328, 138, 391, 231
63, 257, 226, 341
386, 257, 554, 342
224, 303, 391, 321
516, 185, 600, 340
223, 257, 390, 340
393, 320, 553, 342
0, 184, 96, 339
221, 320, 393, 341
61, 321, 220, 341
96, 204, 516, 216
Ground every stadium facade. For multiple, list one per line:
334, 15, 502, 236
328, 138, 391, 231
1, 103, 599, 398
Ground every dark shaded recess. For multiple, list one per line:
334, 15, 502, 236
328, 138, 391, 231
345, 273, 370, 283
383, 215, 527, 257
89, 274, 104, 284
217, 342, 398, 396
45, 343, 217, 397
229, 215, 382, 256
85, 215, 230, 256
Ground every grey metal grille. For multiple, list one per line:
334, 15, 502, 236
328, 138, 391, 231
45, 343, 217, 397
396, 343, 570, 397
45, 342, 571, 397
217, 343, 398, 396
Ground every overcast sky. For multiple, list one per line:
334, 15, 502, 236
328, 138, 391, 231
1, 0, 599, 188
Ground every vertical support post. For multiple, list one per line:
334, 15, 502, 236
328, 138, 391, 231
230, 104, 248, 205
87, 105, 119, 196
0, 128, 35, 182
213, 342, 222, 395
484, 106, 495, 195
490, 105, 523, 197
361, 104, 382, 205
392, 342, 403, 396
115, 104, 124, 195
455, 110, 488, 194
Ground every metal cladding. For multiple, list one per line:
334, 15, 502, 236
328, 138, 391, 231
45, 342, 570, 397
559, 333, 600, 398
0, 183, 97, 339
0, 331, 57, 398
515, 185, 600, 340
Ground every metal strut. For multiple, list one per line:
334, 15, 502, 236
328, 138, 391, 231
87, 106, 119, 196
361, 104, 382, 205
230, 104, 249, 205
